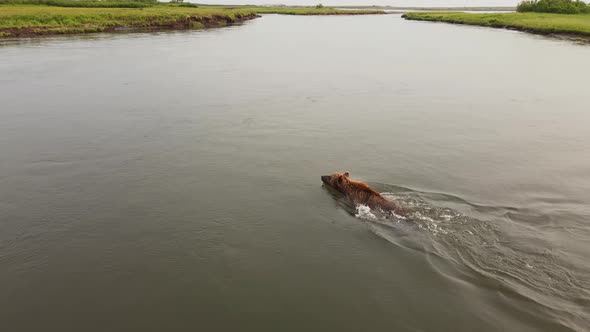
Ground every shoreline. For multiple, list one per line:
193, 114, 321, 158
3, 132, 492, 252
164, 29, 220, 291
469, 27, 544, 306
340, 6, 516, 12
403, 12, 590, 43
0, 5, 385, 39
0, 12, 259, 38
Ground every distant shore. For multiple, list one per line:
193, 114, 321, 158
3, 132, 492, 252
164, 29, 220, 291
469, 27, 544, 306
339, 5, 516, 12
403, 12, 590, 41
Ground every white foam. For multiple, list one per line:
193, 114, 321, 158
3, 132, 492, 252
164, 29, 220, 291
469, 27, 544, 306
355, 204, 377, 221
353, 192, 455, 236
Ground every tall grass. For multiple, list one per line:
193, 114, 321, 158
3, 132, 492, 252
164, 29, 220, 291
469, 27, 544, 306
0, 0, 157, 8
517, 0, 590, 14
0, 2, 387, 38
0, 0, 200, 8
0, 5, 257, 37
402, 11, 590, 36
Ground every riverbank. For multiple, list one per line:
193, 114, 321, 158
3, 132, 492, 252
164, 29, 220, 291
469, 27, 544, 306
402, 12, 590, 40
340, 5, 516, 12
0, 5, 386, 38
0, 6, 259, 37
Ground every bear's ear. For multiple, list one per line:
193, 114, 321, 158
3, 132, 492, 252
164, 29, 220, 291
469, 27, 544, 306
343, 172, 350, 178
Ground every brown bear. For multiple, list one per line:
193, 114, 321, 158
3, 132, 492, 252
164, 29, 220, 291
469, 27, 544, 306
321, 171, 405, 216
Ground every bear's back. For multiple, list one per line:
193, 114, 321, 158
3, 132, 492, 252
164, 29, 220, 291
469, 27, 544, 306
346, 181, 404, 215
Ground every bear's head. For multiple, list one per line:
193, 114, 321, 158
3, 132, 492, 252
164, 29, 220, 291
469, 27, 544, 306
321, 171, 350, 193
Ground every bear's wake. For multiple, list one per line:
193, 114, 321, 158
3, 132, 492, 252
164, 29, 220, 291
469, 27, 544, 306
350, 185, 590, 332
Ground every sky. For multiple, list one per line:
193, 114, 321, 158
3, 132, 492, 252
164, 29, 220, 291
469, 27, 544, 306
196, 0, 519, 7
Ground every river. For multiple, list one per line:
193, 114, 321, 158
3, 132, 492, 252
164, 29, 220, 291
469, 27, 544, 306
1, 14, 589, 332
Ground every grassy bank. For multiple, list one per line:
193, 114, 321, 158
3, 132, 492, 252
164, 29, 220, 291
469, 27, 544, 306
0, 3, 386, 38
0, 5, 259, 37
0, 0, 178, 8
402, 12, 590, 38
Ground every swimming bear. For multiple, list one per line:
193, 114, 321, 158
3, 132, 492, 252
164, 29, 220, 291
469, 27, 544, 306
321, 171, 405, 216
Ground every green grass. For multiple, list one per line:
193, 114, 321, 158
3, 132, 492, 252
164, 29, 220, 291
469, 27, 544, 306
517, 0, 590, 14
402, 11, 590, 36
0, 0, 163, 8
0, 3, 386, 37
0, 5, 258, 36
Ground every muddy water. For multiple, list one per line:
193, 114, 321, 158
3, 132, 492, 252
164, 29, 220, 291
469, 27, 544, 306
1, 14, 590, 332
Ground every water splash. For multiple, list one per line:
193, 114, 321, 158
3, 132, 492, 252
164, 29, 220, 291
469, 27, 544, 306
354, 204, 377, 221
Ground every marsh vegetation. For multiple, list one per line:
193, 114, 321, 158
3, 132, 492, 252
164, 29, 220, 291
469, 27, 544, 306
403, 11, 590, 38
0, 1, 385, 38
517, 0, 590, 14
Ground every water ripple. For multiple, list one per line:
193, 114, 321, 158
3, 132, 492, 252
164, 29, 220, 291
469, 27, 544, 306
354, 185, 590, 332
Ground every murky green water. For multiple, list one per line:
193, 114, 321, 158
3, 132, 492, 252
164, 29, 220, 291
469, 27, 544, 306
1, 14, 589, 332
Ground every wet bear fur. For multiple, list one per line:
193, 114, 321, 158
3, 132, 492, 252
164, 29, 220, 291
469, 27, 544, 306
321, 171, 405, 216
